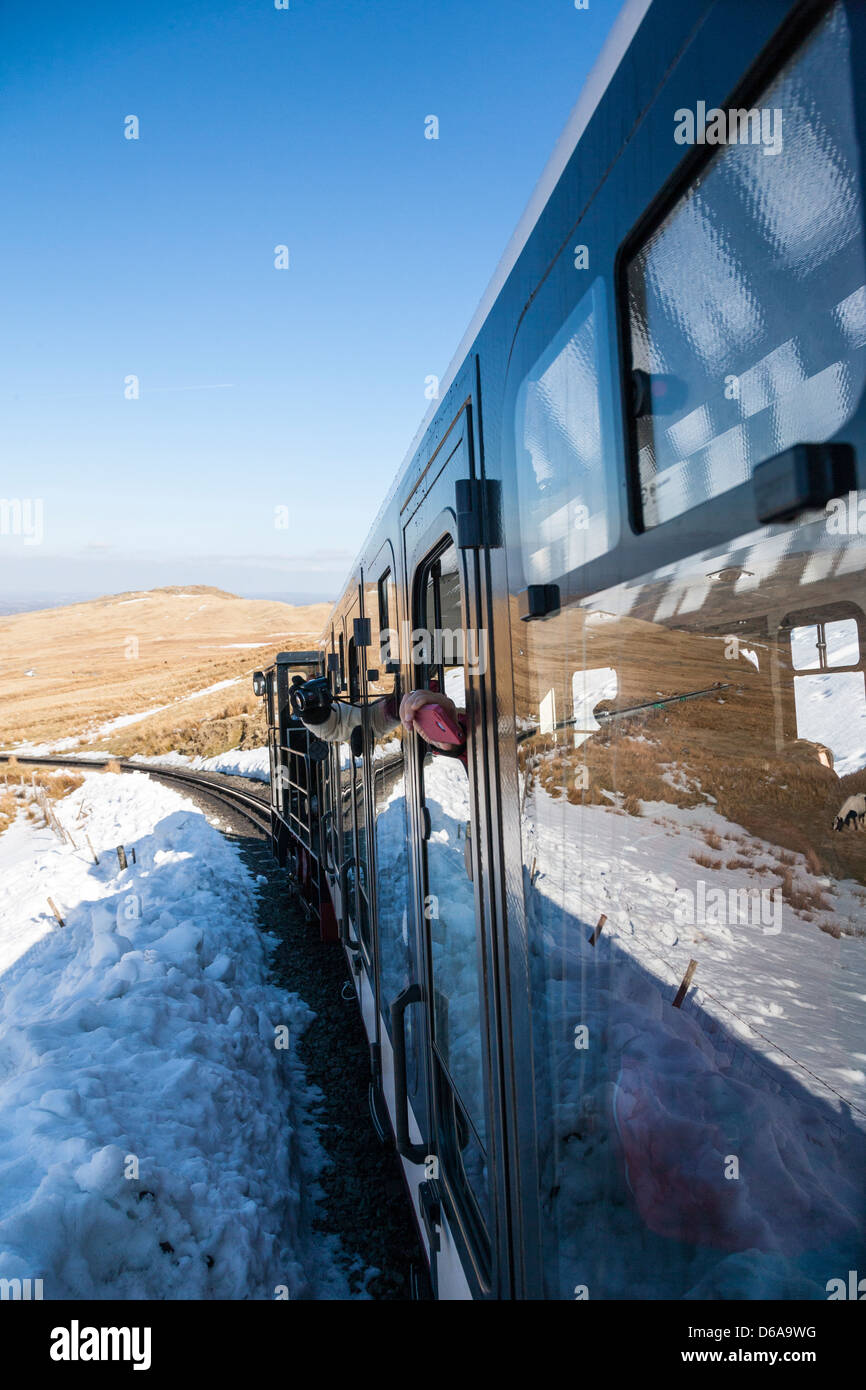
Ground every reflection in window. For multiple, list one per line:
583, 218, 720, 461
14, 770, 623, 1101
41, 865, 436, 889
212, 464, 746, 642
791, 615, 866, 773
417, 541, 489, 1233
373, 727, 411, 1016
791, 617, 860, 670
794, 671, 866, 775
627, 3, 866, 527
572, 667, 618, 748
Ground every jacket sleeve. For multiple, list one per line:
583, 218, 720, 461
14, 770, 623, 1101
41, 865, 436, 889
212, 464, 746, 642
299, 696, 399, 744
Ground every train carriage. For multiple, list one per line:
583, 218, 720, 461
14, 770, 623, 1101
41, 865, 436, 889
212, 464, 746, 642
257, 0, 866, 1299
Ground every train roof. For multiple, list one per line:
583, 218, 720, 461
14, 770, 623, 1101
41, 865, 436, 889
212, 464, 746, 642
332, 0, 654, 610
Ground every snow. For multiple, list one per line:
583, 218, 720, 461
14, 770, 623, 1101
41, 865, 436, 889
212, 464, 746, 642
91, 680, 242, 741
789, 624, 866, 774
129, 747, 271, 783
0, 771, 346, 1299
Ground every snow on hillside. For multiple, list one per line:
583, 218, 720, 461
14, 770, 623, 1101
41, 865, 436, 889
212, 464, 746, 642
0, 771, 345, 1299
3, 679, 245, 757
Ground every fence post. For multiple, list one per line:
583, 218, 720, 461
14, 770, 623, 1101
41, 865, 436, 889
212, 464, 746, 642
673, 958, 698, 1008
116, 846, 128, 870
588, 913, 607, 947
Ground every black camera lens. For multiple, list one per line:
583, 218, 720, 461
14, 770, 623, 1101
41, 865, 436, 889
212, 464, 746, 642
289, 675, 332, 722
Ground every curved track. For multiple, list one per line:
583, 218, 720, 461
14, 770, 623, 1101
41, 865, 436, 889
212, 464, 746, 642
0, 753, 272, 833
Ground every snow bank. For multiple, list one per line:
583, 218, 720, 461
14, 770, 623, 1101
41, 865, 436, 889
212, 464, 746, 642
0, 772, 344, 1300
129, 747, 271, 783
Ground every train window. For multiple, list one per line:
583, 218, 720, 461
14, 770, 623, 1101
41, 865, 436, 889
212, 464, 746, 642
514, 277, 614, 585
377, 571, 393, 664
419, 544, 464, 696
365, 568, 398, 698
415, 539, 490, 1247
626, 2, 866, 529
791, 617, 859, 670
788, 613, 866, 774
371, 567, 412, 1040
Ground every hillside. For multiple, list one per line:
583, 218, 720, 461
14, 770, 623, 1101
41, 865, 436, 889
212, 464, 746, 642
0, 586, 331, 759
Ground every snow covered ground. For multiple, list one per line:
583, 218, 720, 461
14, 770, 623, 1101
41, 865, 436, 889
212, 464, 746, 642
0, 771, 346, 1299
129, 747, 271, 783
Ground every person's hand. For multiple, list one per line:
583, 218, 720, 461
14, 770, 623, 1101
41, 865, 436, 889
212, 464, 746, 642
399, 689, 464, 751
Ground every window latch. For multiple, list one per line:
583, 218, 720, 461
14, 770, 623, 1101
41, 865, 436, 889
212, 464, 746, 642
753, 442, 856, 524
456, 478, 502, 549
519, 583, 561, 621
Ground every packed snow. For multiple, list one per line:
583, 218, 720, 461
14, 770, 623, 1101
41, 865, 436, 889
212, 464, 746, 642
129, 747, 271, 783
0, 771, 346, 1300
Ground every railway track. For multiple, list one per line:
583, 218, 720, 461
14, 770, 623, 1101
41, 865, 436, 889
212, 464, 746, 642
0, 752, 272, 834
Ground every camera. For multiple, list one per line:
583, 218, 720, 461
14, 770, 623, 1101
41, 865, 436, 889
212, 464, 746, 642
289, 674, 333, 723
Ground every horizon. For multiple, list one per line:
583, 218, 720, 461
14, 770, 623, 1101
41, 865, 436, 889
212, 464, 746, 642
0, 585, 336, 619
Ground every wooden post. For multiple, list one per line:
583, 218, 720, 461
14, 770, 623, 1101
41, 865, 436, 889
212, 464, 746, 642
86, 835, 99, 864
131, 847, 136, 864
588, 913, 607, 947
116, 846, 128, 870
672, 958, 698, 1008
47, 897, 65, 927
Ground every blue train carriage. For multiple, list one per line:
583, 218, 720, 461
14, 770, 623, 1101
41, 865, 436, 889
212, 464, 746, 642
255, 0, 866, 1300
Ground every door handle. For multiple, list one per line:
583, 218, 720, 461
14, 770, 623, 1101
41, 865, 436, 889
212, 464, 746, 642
418, 1179, 442, 1254
321, 809, 336, 874
390, 983, 427, 1164
339, 856, 361, 949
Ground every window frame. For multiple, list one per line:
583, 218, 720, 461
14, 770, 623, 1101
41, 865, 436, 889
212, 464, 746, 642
617, 0, 866, 539
411, 532, 493, 1274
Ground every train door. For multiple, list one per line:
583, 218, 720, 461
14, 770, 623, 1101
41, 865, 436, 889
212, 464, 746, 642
395, 400, 504, 1299
341, 592, 378, 1042
319, 627, 342, 909
501, 0, 866, 1299
362, 550, 430, 1173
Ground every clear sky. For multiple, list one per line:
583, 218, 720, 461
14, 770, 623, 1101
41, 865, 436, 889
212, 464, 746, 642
0, 0, 619, 606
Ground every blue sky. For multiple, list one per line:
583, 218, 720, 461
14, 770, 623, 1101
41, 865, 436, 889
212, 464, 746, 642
0, 0, 618, 605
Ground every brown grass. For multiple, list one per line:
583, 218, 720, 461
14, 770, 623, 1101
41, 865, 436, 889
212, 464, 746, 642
0, 585, 329, 757
0, 766, 84, 837
777, 868, 832, 917
691, 850, 723, 869
512, 595, 866, 935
